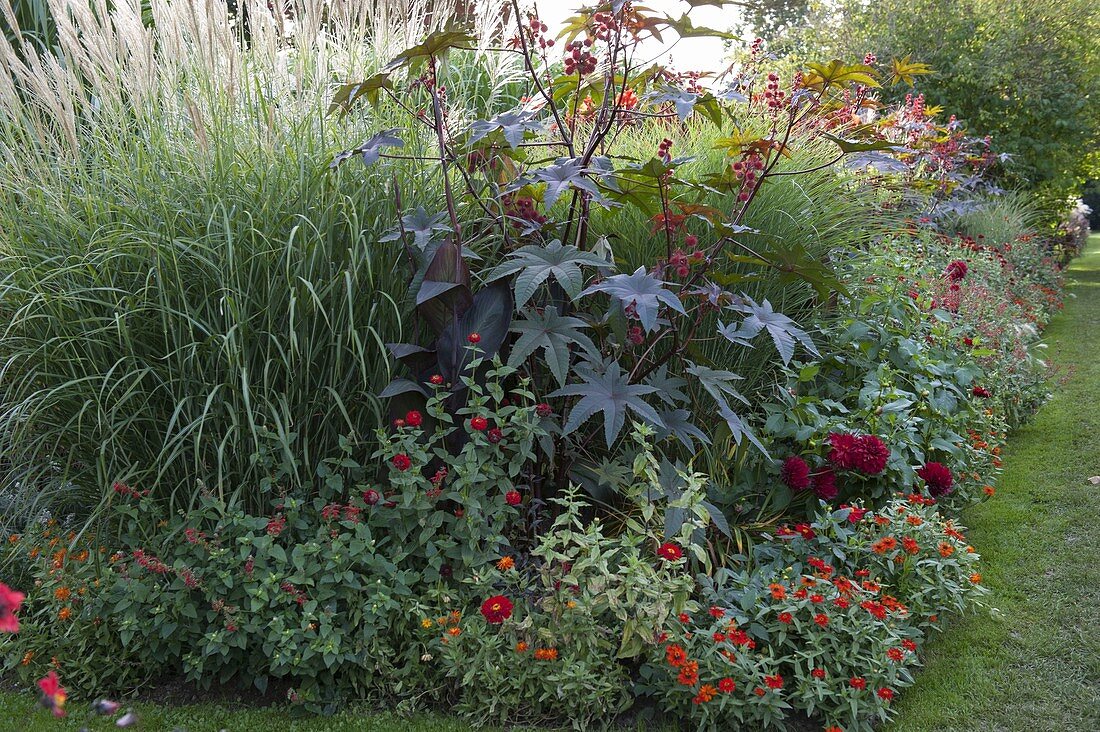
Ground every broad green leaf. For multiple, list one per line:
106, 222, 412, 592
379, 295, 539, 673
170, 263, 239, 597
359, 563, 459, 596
383, 27, 477, 73
327, 73, 393, 116
550, 361, 664, 447
487, 240, 609, 309
579, 266, 686, 333
508, 307, 598, 387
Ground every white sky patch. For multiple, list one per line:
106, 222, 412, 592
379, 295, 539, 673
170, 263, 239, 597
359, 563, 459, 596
527, 1, 748, 75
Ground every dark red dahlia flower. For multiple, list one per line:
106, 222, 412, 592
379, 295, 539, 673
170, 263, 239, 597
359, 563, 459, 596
945, 260, 968, 282
480, 594, 514, 624
827, 432, 859, 469
780, 456, 811, 490
812, 468, 838, 501
852, 435, 890, 475
917, 461, 953, 497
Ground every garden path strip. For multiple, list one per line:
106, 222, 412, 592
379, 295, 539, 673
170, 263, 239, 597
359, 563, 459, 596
890, 233, 1100, 732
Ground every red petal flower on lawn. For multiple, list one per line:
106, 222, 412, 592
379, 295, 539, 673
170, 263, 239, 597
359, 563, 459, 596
0, 582, 24, 633
480, 595, 514, 624
780, 456, 811, 490
657, 542, 683, 562
917, 461, 954, 497
37, 671, 67, 717
877, 687, 895, 701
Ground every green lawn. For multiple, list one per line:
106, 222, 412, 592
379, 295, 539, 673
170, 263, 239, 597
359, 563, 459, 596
0, 691, 496, 732
889, 234, 1100, 731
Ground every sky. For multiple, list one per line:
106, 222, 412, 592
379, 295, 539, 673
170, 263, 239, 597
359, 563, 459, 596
529, 0, 747, 74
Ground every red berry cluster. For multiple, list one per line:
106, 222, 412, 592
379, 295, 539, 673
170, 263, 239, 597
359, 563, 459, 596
661, 247, 704, 279
502, 193, 548, 229
564, 39, 597, 76
763, 72, 786, 111
657, 137, 673, 163
526, 13, 554, 50
732, 153, 765, 202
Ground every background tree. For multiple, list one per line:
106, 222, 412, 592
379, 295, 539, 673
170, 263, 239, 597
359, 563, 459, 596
796, 0, 1100, 225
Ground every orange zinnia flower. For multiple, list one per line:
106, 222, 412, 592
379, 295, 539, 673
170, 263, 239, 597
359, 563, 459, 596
496, 556, 515, 571
938, 542, 955, 557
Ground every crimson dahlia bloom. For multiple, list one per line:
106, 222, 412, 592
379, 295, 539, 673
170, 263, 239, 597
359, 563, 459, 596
480, 594, 514, 624
812, 468, 839, 501
827, 432, 860, 469
917, 461, 954, 497
945, 260, 968, 281
852, 435, 890, 474
0, 582, 24, 633
780, 456, 811, 490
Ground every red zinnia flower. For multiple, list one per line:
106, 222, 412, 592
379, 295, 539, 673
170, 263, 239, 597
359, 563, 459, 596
781, 456, 811, 490
764, 674, 784, 689
480, 595, 514, 624
362, 489, 380, 505
429, 374, 444, 385
718, 677, 735, 693
887, 648, 905, 662
37, 671, 67, 717
902, 639, 918, 652
535, 402, 553, 417
917, 461, 953, 497
677, 660, 700, 686
657, 542, 683, 562
665, 644, 687, 667
972, 386, 991, 398
813, 613, 829, 627
467, 332, 481, 344
812, 468, 839, 501
504, 490, 522, 506
391, 453, 412, 471
469, 416, 489, 431
487, 427, 504, 444
849, 676, 866, 690
405, 410, 423, 427
811, 668, 826, 679
877, 687, 895, 701
778, 611, 793, 624
902, 537, 920, 554
0, 582, 24, 633
708, 606, 725, 618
